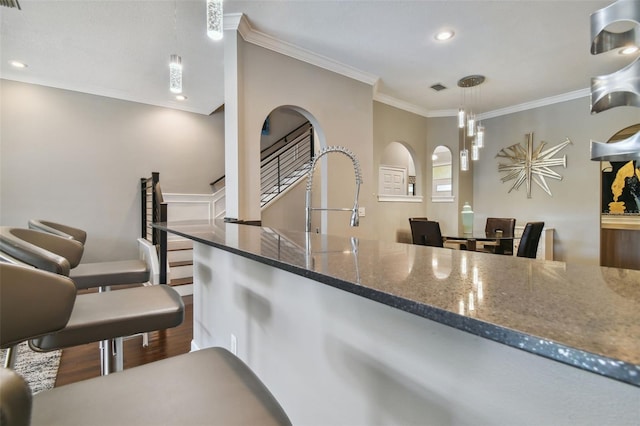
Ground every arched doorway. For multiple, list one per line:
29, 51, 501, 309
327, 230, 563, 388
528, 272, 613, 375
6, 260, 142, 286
259, 106, 329, 232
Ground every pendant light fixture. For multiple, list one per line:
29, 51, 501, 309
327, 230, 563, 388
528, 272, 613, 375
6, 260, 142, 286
168, 1, 183, 95
169, 54, 182, 94
457, 75, 486, 169
207, 0, 223, 40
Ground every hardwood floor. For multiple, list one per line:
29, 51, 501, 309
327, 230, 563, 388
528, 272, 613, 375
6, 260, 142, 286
55, 295, 193, 387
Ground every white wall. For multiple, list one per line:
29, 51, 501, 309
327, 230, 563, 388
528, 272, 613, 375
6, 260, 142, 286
194, 243, 640, 426
473, 97, 638, 264
0, 80, 224, 262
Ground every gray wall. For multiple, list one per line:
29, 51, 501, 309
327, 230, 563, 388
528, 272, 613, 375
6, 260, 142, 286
474, 97, 638, 264
240, 42, 375, 238
0, 79, 224, 262
372, 102, 428, 243
3, 79, 635, 265
260, 107, 308, 151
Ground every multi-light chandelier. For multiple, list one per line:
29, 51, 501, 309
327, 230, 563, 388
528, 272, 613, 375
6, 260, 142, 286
457, 75, 486, 171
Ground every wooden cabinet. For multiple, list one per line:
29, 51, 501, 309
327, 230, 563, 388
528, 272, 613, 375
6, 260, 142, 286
601, 217, 640, 270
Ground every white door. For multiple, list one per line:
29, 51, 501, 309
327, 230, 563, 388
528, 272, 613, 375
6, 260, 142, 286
378, 166, 407, 196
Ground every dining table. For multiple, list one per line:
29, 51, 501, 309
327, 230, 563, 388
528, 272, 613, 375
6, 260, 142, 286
443, 231, 514, 253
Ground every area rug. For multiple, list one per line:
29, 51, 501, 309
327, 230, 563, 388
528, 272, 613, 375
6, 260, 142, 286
1, 342, 62, 394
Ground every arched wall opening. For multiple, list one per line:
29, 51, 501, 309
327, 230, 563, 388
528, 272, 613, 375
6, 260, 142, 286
379, 141, 421, 199
259, 105, 330, 233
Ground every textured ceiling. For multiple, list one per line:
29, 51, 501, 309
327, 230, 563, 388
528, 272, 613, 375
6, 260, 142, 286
1, 0, 636, 116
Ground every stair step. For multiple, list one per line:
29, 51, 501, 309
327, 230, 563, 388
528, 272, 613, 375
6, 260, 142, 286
170, 277, 193, 286
168, 249, 193, 263
170, 264, 193, 279
169, 260, 192, 268
167, 239, 193, 251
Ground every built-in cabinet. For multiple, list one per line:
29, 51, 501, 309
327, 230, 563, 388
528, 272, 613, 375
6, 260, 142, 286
601, 217, 640, 270
599, 124, 640, 271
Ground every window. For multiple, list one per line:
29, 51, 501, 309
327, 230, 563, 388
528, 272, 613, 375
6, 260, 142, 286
432, 145, 453, 202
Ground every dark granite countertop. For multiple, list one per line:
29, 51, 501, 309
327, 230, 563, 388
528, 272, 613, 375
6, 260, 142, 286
155, 219, 640, 387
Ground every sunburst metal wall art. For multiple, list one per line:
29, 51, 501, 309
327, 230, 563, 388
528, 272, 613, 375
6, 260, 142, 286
496, 133, 571, 198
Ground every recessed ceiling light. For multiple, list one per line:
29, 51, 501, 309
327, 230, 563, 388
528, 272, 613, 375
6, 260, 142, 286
435, 30, 455, 41
176, 95, 187, 101
620, 45, 639, 55
9, 60, 27, 69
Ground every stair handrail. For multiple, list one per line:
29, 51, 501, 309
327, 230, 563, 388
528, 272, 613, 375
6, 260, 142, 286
260, 125, 314, 207
209, 121, 314, 190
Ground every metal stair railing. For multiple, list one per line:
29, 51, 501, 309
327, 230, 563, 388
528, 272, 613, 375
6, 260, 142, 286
260, 122, 314, 206
210, 122, 315, 208
140, 172, 167, 284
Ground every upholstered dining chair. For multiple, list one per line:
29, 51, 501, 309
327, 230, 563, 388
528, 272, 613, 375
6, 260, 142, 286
516, 222, 545, 259
408, 218, 427, 245
481, 217, 516, 255
409, 219, 444, 248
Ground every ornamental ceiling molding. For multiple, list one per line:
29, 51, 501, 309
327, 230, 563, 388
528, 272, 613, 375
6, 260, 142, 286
496, 133, 572, 198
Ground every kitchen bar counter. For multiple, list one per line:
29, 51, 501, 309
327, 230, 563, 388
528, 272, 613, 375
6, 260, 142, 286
156, 219, 640, 388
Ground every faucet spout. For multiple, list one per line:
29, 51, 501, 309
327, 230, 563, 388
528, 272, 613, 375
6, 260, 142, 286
305, 146, 363, 233
350, 209, 359, 227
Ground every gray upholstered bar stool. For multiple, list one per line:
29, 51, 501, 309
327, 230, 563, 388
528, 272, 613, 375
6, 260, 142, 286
5, 224, 156, 362
0, 263, 291, 426
28, 219, 151, 290
0, 227, 184, 375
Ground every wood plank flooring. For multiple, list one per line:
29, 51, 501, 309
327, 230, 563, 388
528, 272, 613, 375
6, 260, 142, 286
55, 295, 193, 387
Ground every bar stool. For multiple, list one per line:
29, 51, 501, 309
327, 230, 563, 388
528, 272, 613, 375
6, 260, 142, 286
28, 219, 151, 290
0, 263, 291, 426
0, 227, 183, 375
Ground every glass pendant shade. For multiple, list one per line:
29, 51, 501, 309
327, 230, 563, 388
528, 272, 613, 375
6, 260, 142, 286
207, 0, 223, 40
471, 142, 479, 161
476, 125, 485, 148
458, 108, 465, 128
169, 54, 182, 94
467, 115, 476, 137
460, 149, 469, 171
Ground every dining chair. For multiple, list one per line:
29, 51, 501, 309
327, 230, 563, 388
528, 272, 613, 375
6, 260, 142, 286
516, 222, 545, 258
481, 217, 516, 254
408, 218, 427, 245
409, 219, 444, 248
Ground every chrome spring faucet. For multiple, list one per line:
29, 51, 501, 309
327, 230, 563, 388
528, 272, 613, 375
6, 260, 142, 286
305, 146, 363, 233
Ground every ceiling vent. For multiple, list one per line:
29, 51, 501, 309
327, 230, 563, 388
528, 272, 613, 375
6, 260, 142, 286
0, 0, 21, 9
430, 83, 447, 92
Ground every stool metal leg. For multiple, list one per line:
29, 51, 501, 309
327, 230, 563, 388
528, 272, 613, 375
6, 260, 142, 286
4, 346, 17, 369
114, 337, 124, 372
100, 339, 111, 375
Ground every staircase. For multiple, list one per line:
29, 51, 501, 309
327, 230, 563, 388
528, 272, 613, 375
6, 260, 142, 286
167, 239, 193, 287
261, 163, 311, 206
259, 121, 314, 207
156, 123, 314, 294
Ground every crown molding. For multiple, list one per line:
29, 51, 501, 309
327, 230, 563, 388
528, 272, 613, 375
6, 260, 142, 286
226, 13, 590, 121
479, 88, 590, 120
2, 76, 211, 115
228, 13, 378, 86
373, 92, 432, 117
